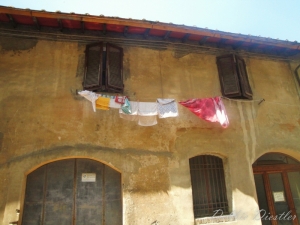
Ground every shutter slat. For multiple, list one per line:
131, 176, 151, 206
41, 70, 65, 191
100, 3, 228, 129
236, 56, 253, 99
106, 43, 123, 92
216, 55, 241, 97
83, 43, 103, 90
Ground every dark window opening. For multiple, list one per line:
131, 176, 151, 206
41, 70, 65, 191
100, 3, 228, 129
216, 54, 253, 99
83, 42, 124, 93
189, 155, 229, 218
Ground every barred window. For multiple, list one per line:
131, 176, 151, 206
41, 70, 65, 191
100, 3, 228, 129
189, 155, 229, 218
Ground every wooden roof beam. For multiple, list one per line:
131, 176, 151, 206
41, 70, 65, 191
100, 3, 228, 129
102, 23, 106, 35
32, 16, 40, 30
143, 28, 150, 39
123, 26, 128, 37
164, 31, 171, 40
263, 45, 278, 55
81, 21, 85, 33
57, 19, 63, 32
182, 33, 190, 43
6, 14, 17, 28
233, 41, 244, 50
199, 36, 209, 45
217, 38, 227, 47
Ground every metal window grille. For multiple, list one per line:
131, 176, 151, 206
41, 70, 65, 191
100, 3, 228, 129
189, 155, 229, 218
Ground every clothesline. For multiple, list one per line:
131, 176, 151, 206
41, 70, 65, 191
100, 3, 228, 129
78, 90, 230, 128
221, 96, 300, 107
76, 90, 299, 108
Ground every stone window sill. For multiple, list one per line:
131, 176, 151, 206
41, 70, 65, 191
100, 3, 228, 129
195, 215, 236, 224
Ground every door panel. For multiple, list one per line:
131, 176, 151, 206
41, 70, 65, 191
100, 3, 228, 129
288, 172, 300, 221
268, 173, 293, 225
254, 174, 272, 225
76, 159, 104, 225
104, 166, 122, 225
22, 159, 122, 225
22, 166, 46, 225
44, 160, 74, 225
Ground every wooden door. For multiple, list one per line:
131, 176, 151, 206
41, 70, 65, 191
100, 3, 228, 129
253, 153, 300, 225
21, 159, 122, 225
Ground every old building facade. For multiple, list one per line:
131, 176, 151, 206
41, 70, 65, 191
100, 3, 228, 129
0, 6, 300, 225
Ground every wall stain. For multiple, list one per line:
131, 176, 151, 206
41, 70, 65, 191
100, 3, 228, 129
280, 123, 296, 132
0, 36, 37, 52
1, 144, 173, 168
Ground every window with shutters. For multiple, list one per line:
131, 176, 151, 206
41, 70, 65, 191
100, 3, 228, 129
83, 42, 124, 93
189, 155, 229, 218
216, 54, 253, 99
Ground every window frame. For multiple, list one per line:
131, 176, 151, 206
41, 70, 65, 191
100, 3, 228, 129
216, 54, 253, 99
189, 155, 229, 218
83, 42, 124, 93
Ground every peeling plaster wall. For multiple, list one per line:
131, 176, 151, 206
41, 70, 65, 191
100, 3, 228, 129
0, 36, 299, 225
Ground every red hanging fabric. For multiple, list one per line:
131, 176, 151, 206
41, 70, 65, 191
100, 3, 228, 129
179, 97, 229, 128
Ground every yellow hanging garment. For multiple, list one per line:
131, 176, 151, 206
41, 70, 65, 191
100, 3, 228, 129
96, 97, 110, 110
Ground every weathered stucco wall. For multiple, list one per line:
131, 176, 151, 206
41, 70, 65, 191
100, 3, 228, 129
0, 36, 299, 225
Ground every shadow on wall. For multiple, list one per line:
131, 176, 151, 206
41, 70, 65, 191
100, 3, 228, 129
0, 36, 37, 52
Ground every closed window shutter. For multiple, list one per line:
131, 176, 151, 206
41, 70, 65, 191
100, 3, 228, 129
236, 56, 253, 99
216, 54, 241, 97
106, 43, 123, 92
83, 43, 103, 90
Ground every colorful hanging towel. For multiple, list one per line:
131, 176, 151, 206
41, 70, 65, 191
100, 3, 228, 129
157, 99, 178, 118
179, 97, 229, 128
121, 97, 132, 114
115, 95, 127, 104
96, 97, 110, 110
119, 101, 138, 121
109, 97, 121, 109
119, 101, 158, 126
78, 90, 99, 112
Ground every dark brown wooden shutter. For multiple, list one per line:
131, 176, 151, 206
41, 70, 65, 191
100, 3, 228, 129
216, 54, 241, 98
236, 56, 253, 99
83, 43, 103, 90
106, 43, 123, 92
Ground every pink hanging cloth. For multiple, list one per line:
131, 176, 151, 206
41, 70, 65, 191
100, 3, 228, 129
179, 97, 229, 128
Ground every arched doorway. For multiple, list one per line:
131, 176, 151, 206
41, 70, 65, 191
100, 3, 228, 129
253, 153, 300, 225
21, 158, 122, 225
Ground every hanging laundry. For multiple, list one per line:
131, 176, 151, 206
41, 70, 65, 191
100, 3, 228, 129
213, 97, 229, 128
119, 101, 158, 126
137, 102, 158, 126
157, 99, 178, 118
115, 95, 127, 104
138, 115, 157, 126
119, 101, 138, 121
78, 90, 99, 112
96, 97, 110, 110
138, 102, 158, 116
179, 97, 229, 128
109, 96, 121, 109
121, 98, 132, 114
